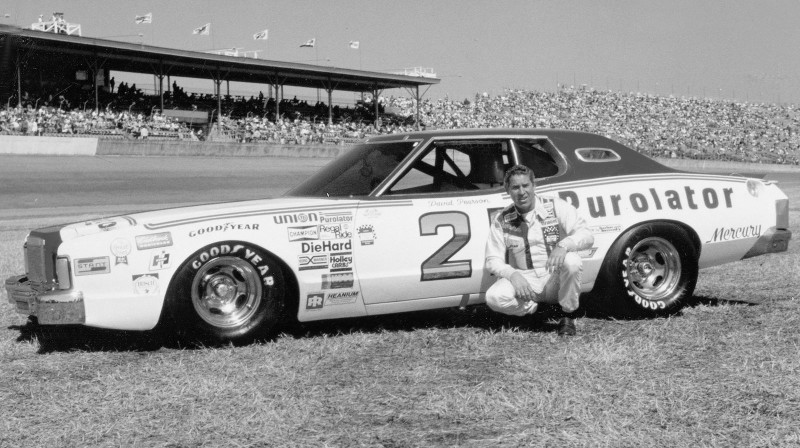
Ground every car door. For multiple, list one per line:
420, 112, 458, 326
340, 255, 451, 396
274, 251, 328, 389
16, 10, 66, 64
353, 137, 511, 313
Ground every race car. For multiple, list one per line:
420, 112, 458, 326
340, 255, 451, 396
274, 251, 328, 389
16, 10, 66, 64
5, 129, 792, 342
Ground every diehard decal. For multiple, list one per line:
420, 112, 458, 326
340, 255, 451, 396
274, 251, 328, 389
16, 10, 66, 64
301, 240, 352, 253
306, 292, 324, 310
136, 232, 173, 250
321, 272, 355, 289
132, 274, 159, 295
74, 257, 111, 276
189, 223, 260, 237
110, 238, 131, 265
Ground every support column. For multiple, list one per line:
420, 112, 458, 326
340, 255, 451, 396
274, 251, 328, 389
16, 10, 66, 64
327, 88, 333, 125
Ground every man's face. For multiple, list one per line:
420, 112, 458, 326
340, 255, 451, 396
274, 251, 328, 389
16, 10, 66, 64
506, 173, 536, 213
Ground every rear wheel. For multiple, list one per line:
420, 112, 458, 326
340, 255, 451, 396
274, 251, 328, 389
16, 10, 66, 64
164, 241, 284, 343
595, 223, 698, 316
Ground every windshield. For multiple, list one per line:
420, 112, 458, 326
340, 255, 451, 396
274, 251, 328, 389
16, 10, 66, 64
286, 140, 419, 197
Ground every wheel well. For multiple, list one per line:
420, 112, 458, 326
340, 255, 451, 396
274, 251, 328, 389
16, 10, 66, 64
599, 220, 701, 271
160, 241, 301, 326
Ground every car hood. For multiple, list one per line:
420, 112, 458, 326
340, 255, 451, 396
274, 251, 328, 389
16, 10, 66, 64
58, 197, 356, 241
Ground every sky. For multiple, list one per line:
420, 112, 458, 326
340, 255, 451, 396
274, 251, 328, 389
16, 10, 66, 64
3, 0, 799, 104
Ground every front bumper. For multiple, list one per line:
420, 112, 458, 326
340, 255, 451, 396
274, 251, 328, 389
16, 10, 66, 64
742, 227, 792, 259
5, 275, 85, 325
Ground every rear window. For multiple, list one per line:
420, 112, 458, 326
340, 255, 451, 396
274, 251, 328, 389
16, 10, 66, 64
575, 148, 621, 162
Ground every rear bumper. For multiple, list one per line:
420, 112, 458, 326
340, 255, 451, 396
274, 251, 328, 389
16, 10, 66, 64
742, 227, 792, 259
5, 275, 85, 325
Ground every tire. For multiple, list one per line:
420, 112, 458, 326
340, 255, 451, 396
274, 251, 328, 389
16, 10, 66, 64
595, 223, 698, 316
164, 241, 285, 343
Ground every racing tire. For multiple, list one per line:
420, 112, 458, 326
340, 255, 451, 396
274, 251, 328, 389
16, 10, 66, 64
594, 223, 698, 317
164, 241, 285, 344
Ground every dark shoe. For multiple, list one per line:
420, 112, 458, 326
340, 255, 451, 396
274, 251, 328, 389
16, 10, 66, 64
557, 317, 576, 336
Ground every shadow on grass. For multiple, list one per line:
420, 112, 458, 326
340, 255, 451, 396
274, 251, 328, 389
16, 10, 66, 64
10, 304, 575, 353
11, 294, 756, 353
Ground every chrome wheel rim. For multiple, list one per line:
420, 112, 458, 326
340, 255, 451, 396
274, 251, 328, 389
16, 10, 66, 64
191, 257, 262, 328
626, 237, 681, 302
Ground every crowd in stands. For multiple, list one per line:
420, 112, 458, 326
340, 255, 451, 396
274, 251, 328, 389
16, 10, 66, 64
2, 84, 799, 165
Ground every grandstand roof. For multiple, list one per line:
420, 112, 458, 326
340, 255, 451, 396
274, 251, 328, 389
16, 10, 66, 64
0, 24, 440, 94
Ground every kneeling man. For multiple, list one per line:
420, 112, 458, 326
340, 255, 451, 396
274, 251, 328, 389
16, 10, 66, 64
485, 165, 594, 335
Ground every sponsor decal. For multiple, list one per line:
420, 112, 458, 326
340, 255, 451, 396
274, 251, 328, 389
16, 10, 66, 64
325, 290, 359, 306
136, 232, 173, 250
320, 211, 353, 224
190, 244, 275, 287
301, 240, 352, 253
558, 186, 735, 218
288, 225, 319, 242
74, 257, 111, 276
706, 224, 762, 243
329, 252, 353, 272
321, 272, 355, 289
306, 292, 324, 310
110, 238, 131, 265
320, 223, 352, 239
589, 224, 622, 234
188, 223, 260, 237
298, 254, 329, 271
361, 208, 381, 219
358, 225, 376, 246
132, 273, 159, 295
273, 212, 318, 225
149, 250, 172, 271
428, 198, 490, 207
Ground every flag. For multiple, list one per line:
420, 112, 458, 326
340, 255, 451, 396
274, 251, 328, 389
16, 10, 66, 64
193, 23, 211, 35
135, 13, 152, 24
349, 41, 359, 49
300, 38, 315, 48
253, 29, 268, 40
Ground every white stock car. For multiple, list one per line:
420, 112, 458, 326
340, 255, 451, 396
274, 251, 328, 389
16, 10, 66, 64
6, 129, 792, 342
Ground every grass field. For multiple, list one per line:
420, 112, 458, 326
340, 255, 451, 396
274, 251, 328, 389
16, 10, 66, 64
0, 177, 798, 447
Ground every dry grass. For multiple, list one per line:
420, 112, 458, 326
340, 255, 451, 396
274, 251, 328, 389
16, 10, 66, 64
0, 184, 798, 448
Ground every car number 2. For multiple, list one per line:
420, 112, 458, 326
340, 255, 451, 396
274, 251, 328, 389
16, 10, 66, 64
418, 211, 472, 281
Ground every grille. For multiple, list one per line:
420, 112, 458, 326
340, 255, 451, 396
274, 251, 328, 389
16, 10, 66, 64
25, 236, 48, 284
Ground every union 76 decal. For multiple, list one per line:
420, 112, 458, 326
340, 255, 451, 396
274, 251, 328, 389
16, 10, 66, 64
419, 211, 472, 281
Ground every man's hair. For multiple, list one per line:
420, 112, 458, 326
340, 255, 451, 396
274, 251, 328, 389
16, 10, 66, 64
503, 164, 535, 189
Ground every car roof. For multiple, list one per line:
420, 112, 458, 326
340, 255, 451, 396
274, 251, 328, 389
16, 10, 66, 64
365, 128, 677, 182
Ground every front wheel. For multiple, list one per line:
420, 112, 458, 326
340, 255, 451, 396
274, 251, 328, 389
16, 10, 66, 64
163, 241, 285, 343
595, 223, 698, 316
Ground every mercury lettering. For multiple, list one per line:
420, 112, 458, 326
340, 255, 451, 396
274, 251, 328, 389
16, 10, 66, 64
706, 225, 761, 243
558, 186, 734, 218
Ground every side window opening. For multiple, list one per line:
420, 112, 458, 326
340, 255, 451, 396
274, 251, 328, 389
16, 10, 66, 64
385, 140, 509, 195
514, 139, 560, 179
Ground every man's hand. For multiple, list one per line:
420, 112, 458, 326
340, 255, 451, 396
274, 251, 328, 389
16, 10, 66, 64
509, 271, 535, 301
546, 246, 568, 273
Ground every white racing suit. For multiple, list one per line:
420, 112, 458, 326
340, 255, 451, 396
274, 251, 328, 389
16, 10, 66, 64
485, 195, 594, 316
